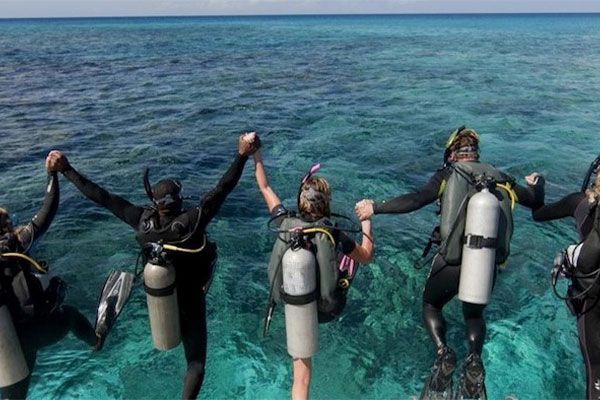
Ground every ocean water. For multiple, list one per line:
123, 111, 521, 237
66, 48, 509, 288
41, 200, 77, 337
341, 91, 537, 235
1, 14, 599, 399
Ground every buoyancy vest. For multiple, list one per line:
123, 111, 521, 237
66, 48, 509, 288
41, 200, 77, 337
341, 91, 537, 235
136, 208, 217, 287
439, 161, 515, 265
267, 216, 341, 318
136, 208, 205, 247
0, 233, 64, 321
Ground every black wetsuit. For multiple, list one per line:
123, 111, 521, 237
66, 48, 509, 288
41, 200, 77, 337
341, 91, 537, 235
533, 191, 600, 399
63, 154, 248, 399
1, 173, 97, 400
374, 165, 543, 356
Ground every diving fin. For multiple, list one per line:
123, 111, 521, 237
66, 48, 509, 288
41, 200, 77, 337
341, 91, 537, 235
420, 347, 456, 400
455, 353, 487, 400
94, 270, 134, 350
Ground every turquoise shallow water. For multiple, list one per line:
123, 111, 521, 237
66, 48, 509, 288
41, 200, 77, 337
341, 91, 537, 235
1, 14, 600, 399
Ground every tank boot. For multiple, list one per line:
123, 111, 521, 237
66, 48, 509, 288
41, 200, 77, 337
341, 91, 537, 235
456, 353, 487, 400
420, 346, 456, 400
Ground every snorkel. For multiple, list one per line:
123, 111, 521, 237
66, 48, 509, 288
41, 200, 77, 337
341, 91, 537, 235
581, 154, 600, 193
444, 126, 466, 166
143, 168, 183, 212
296, 163, 323, 217
143, 168, 153, 202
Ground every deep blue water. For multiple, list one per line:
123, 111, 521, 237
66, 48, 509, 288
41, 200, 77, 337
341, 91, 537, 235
1, 14, 599, 399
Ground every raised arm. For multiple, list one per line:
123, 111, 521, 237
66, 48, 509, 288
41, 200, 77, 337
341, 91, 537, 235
46, 150, 144, 228
252, 149, 281, 213
355, 167, 450, 220
532, 192, 583, 222
512, 172, 545, 210
348, 219, 374, 264
199, 133, 259, 225
16, 171, 59, 249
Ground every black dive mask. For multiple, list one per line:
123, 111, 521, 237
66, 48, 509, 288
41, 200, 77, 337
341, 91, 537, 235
143, 168, 183, 210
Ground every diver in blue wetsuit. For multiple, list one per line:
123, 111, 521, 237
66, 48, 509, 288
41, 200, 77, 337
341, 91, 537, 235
532, 154, 600, 400
356, 127, 544, 399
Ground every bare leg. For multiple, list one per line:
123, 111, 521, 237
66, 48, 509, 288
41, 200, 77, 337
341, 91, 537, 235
292, 357, 312, 400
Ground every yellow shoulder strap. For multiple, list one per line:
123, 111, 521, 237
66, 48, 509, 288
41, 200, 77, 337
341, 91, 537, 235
496, 183, 518, 210
437, 179, 447, 198
0, 253, 47, 273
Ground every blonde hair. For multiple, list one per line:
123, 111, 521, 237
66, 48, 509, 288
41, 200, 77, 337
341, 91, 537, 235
586, 173, 600, 204
298, 176, 331, 220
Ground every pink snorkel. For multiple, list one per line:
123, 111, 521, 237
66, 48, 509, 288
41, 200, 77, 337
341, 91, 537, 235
297, 163, 322, 210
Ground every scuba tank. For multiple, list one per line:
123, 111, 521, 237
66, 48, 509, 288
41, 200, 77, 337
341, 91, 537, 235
143, 243, 181, 350
0, 287, 29, 388
281, 247, 319, 358
458, 182, 500, 305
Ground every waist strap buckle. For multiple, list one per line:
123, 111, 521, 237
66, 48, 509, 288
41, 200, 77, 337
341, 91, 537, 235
464, 234, 497, 249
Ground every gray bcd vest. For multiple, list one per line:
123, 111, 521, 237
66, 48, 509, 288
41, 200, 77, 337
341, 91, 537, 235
439, 161, 514, 265
267, 216, 339, 315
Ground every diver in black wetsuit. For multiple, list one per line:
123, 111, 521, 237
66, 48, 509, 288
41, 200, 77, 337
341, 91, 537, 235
46, 133, 260, 399
355, 128, 544, 399
532, 158, 600, 400
0, 164, 104, 400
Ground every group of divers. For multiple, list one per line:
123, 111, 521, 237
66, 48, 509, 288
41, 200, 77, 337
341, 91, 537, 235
1, 128, 600, 400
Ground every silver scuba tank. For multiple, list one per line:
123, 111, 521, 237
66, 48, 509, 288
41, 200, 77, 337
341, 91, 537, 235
282, 247, 319, 358
0, 301, 29, 387
143, 261, 181, 350
458, 187, 500, 305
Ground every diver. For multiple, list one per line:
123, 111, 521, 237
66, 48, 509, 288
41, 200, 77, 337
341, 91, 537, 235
46, 132, 260, 400
355, 127, 543, 399
531, 154, 600, 400
0, 160, 131, 400
252, 143, 374, 400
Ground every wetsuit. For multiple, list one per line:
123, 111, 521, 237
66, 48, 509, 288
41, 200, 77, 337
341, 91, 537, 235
63, 154, 248, 399
533, 191, 600, 399
1, 173, 97, 400
373, 165, 543, 355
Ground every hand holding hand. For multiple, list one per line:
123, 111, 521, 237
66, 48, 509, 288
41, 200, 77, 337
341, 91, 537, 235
525, 172, 542, 186
355, 199, 374, 221
45, 150, 71, 173
239, 132, 261, 156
